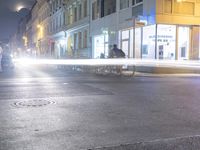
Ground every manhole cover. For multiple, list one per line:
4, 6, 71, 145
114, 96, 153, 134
13, 99, 56, 108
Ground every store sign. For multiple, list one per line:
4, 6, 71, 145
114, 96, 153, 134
136, 22, 146, 27
135, 16, 147, 27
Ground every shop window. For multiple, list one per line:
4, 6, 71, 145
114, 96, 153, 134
121, 30, 130, 57
135, 28, 142, 58
178, 26, 190, 60
157, 25, 176, 60
94, 35, 104, 58
142, 25, 156, 59
122, 41, 129, 57
94, 34, 108, 58
122, 30, 129, 40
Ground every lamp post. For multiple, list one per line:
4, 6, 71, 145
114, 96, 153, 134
37, 24, 43, 40
22, 36, 28, 47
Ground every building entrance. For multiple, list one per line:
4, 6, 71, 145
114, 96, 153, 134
177, 26, 190, 60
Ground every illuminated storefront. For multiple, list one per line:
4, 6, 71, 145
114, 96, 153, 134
119, 24, 196, 60
91, 0, 200, 60
157, 25, 176, 60
94, 34, 109, 58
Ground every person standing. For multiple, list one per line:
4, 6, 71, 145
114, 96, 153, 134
109, 44, 125, 75
109, 44, 125, 58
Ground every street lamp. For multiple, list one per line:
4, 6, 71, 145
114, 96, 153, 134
36, 24, 44, 57
37, 24, 43, 39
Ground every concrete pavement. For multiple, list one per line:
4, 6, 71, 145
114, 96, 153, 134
91, 136, 200, 150
1, 66, 200, 149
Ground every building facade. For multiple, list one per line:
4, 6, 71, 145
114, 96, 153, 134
90, 0, 200, 60
63, 0, 90, 58
90, 0, 144, 58
37, 0, 51, 57
48, 0, 90, 59
48, 0, 66, 58
135, 0, 200, 60
10, 0, 200, 61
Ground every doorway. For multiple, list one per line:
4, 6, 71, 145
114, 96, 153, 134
177, 26, 190, 60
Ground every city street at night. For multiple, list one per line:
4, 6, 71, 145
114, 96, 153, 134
1, 66, 200, 149
2, 0, 200, 149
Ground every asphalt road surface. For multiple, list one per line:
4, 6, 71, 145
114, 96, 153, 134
1, 65, 200, 150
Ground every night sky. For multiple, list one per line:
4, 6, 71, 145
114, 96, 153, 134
0, 0, 36, 41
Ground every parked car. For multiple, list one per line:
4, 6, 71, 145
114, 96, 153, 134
1, 54, 14, 71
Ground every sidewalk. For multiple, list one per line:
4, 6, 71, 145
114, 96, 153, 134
56, 65, 200, 77
135, 66, 200, 74
101, 66, 200, 76
122, 66, 200, 77
90, 136, 200, 150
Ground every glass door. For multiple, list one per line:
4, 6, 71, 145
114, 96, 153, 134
121, 30, 130, 58
142, 25, 156, 59
135, 27, 142, 58
177, 26, 190, 60
122, 40, 129, 58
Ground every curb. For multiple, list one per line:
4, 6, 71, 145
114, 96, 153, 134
55, 65, 200, 76
135, 66, 200, 74
89, 135, 200, 150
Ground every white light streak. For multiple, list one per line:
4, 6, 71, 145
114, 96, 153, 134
13, 58, 200, 69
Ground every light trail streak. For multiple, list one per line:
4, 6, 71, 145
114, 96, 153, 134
13, 58, 200, 69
